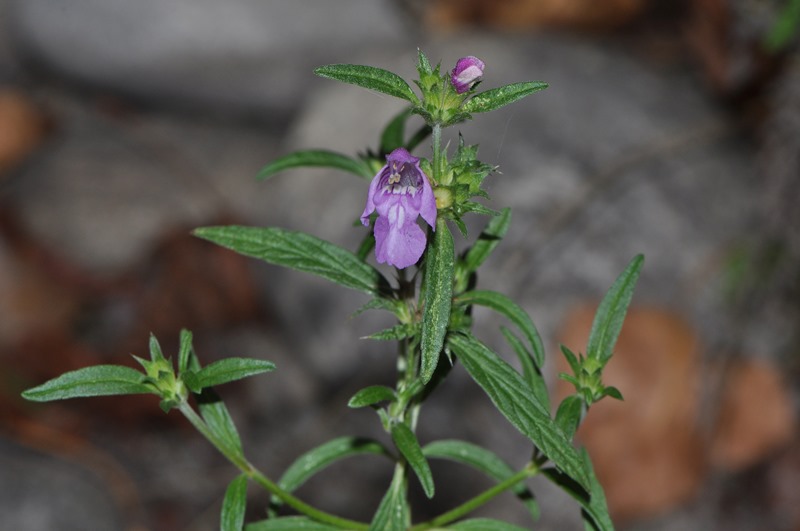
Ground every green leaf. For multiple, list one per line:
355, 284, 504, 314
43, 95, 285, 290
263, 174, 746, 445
462, 81, 548, 114
363, 323, 418, 341
194, 226, 389, 297
380, 109, 412, 155
459, 201, 500, 217
405, 124, 432, 152
603, 386, 623, 400
391, 423, 434, 498
456, 290, 545, 369
197, 387, 243, 457
149, 333, 167, 363
421, 217, 455, 383
543, 449, 615, 531
22, 365, 153, 402
462, 208, 511, 273
449, 518, 530, 531
348, 386, 396, 408
586, 255, 644, 364
178, 329, 193, 375
369, 464, 410, 531
315, 64, 418, 104
560, 345, 581, 376
246, 517, 339, 530
356, 229, 376, 262
500, 327, 550, 413
423, 439, 539, 520
183, 357, 275, 393
352, 297, 405, 318
221, 474, 248, 531
554, 395, 583, 441
417, 48, 432, 75
257, 149, 372, 180
448, 334, 591, 490
274, 437, 391, 512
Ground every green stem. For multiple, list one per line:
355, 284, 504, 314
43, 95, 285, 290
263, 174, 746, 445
410, 463, 539, 530
178, 402, 369, 530
431, 123, 442, 184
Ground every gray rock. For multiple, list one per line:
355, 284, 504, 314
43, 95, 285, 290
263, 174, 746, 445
7, 93, 280, 274
0, 437, 122, 530
8, 0, 409, 115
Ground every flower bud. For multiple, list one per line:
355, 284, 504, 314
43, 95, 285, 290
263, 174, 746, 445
450, 56, 485, 94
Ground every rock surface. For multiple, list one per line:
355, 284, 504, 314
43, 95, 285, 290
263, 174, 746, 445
8, 0, 407, 116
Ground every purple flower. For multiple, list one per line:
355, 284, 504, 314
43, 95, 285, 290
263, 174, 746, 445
361, 148, 437, 269
450, 56, 485, 94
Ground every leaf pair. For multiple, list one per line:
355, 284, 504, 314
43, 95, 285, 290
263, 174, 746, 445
315, 61, 548, 122
22, 331, 275, 411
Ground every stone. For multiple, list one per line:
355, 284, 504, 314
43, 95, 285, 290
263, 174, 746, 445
8, 0, 408, 116
0, 436, 124, 531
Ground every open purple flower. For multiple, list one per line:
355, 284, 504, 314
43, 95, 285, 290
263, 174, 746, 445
361, 148, 437, 269
450, 56, 485, 94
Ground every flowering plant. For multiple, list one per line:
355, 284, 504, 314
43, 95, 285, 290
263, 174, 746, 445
22, 51, 643, 530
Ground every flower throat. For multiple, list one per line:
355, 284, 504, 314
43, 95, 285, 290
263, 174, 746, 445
385, 162, 419, 195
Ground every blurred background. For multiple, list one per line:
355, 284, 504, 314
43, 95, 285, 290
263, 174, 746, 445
1, 0, 798, 529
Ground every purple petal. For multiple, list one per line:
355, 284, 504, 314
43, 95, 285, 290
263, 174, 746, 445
451, 56, 485, 94
361, 164, 386, 225
373, 211, 427, 269
419, 170, 437, 229
386, 147, 418, 166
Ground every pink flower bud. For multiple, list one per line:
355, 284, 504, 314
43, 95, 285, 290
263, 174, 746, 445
451, 56, 485, 94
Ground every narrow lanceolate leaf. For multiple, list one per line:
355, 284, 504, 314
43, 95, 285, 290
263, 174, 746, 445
542, 449, 615, 531
421, 217, 455, 383
363, 323, 418, 342
580, 448, 614, 531
183, 357, 275, 393
462, 81, 548, 114
416, 48, 432, 75
221, 474, 248, 531
449, 518, 530, 531
462, 208, 511, 273
246, 517, 339, 530
586, 254, 644, 364
369, 464, 410, 531
276, 437, 391, 502
194, 226, 389, 296
423, 439, 539, 520
178, 329, 193, 375
456, 290, 545, 369
257, 149, 372, 180
391, 423, 434, 498
149, 334, 167, 362
449, 334, 591, 490
500, 327, 550, 415
22, 365, 153, 402
197, 387, 243, 457
315, 64, 418, 104
554, 395, 584, 441
380, 109, 412, 155
348, 386, 396, 408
